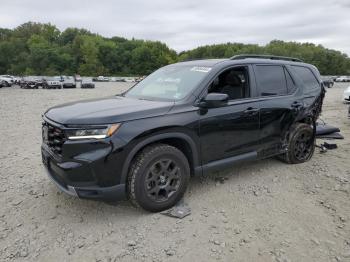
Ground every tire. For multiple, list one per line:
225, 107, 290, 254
127, 144, 190, 212
278, 123, 315, 164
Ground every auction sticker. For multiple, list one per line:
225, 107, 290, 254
190, 67, 212, 73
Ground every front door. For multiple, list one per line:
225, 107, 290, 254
199, 65, 260, 165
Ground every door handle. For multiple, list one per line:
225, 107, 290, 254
243, 107, 259, 115
291, 101, 303, 109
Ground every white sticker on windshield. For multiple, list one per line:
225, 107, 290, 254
156, 77, 181, 83
174, 93, 182, 99
190, 66, 212, 73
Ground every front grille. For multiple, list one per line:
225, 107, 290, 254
43, 122, 66, 155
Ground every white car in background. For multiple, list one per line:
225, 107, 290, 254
97, 76, 109, 82
124, 77, 135, 82
62, 76, 76, 88
43, 77, 62, 89
336, 76, 350, 82
0, 75, 14, 86
343, 86, 350, 102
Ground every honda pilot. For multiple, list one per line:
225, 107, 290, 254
41, 55, 325, 212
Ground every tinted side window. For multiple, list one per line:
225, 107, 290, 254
208, 66, 250, 100
255, 65, 287, 96
292, 66, 319, 91
284, 68, 297, 94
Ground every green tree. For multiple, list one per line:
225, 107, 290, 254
0, 22, 349, 76
78, 35, 105, 75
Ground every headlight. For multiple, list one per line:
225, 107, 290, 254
66, 123, 121, 140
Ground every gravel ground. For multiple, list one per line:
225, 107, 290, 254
0, 82, 349, 262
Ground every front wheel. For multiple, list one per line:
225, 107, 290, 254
278, 123, 315, 164
127, 144, 190, 212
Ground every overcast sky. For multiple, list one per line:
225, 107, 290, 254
1, 0, 350, 55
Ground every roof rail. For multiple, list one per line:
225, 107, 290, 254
230, 54, 303, 62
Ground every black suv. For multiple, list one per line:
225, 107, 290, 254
41, 55, 325, 212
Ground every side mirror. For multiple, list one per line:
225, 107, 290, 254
199, 93, 229, 108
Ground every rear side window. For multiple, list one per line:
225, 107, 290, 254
255, 65, 287, 96
284, 68, 297, 94
292, 66, 319, 91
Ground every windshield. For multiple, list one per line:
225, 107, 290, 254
124, 65, 211, 101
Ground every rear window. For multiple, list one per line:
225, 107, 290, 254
255, 65, 287, 96
292, 66, 319, 90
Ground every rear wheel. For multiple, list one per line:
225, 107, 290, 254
278, 123, 315, 164
127, 144, 190, 212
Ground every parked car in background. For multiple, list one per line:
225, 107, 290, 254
81, 78, 95, 89
93, 76, 109, 82
20, 77, 43, 89
343, 86, 350, 102
74, 74, 82, 82
13, 76, 21, 84
335, 76, 350, 82
124, 77, 135, 82
115, 77, 126, 82
43, 77, 62, 89
135, 76, 146, 82
62, 76, 76, 88
330, 76, 338, 81
0, 75, 14, 87
321, 77, 334, 88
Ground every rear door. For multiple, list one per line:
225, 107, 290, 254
253, 64, 301, 157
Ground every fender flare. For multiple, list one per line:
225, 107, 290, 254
120, 132, 200, 184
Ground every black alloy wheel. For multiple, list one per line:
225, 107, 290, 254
293, 130, 313, 161
128, 144, 190, 212
145, 159, 182, 202
277, 123, 315, 164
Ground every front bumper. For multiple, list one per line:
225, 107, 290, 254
41, 141, 127, 201
44, 166, 126, 199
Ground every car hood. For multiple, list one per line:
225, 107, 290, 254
45, 96, 174, 125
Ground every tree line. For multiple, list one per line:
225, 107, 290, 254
0, 22, 349, 76
179, 41, 350, 75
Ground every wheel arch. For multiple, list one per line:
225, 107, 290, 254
120, 132, 200, 184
